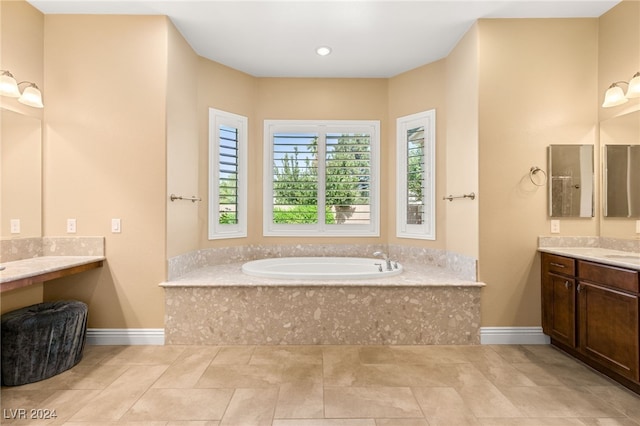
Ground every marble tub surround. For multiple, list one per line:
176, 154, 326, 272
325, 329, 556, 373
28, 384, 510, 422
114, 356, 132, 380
168, 244, 477, 281
164, 244, 481, 345
163, 261, 482, 288
165, 285, 481, 345
162, 261, 483, 345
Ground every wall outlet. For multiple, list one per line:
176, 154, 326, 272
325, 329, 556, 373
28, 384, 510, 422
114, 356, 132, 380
550, 220, 560, 234
10, 219, 20, 234
111, 218, 121, 233
636, 220, 640, 234
67, 218, 77, 234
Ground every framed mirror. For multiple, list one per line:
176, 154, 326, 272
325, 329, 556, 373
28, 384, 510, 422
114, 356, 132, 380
548, 144, 594, 217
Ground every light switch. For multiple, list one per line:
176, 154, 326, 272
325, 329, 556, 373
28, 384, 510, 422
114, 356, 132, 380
111, 218, 121, 233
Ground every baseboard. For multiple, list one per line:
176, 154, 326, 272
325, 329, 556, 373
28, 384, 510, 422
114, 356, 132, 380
480, 326, 550, 345
86, 328, 165, 345
86, 327, 546, 346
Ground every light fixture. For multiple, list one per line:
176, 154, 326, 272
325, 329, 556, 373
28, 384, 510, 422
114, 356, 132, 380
602, 71, 640, 108
0, 69, 44, 108
0, 70, 20, 97
316, 46, 332, 56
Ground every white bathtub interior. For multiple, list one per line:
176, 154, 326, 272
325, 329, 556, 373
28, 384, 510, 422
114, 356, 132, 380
241, 256, 403, 280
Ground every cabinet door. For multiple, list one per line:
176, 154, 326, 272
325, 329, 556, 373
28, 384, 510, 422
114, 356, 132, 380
578, 281, 639, 381
543, 273, 576, 347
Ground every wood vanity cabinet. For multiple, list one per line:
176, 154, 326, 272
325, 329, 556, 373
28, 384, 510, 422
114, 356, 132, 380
541, 252, 640, 393
541, 253, 576, 348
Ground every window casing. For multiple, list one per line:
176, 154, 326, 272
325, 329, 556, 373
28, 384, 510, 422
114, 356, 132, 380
396, 110, 435, 240
208, 108, 248, 239
264, 120, 380, 237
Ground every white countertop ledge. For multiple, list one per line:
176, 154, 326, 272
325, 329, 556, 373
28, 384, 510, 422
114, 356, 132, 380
0, 256, 106, 288
538, 247, 640, 271
160, 261, 484, 288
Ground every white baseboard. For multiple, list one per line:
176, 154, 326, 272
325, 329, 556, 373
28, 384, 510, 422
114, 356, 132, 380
86, 328, 165, 345
480, 326, 550, 345
86, 327, 546, 346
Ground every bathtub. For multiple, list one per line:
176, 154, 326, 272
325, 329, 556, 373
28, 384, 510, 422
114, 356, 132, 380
241, 256, 403, 280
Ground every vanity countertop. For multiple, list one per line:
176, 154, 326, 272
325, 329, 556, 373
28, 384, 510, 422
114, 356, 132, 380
0, 256, 105, 293
538, 247, 640, 271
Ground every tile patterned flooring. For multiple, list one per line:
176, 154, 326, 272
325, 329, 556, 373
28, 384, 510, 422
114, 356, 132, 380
1, 344, 640, 425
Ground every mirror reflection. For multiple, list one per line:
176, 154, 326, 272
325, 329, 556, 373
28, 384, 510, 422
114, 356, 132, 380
600, 111, 640, 219
548, 144, 594, 218
0, 107, 42, 238
604, 145, 640, 217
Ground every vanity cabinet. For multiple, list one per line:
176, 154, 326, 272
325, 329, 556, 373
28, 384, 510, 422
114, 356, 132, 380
541, 252, 640, 392
541, 254, 576, 348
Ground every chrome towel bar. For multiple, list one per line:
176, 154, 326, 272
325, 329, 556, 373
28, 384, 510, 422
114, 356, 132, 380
170, 194, 201, 203
443, 192, 476, 202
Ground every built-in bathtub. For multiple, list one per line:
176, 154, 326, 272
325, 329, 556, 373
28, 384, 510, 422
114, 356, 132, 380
161, 245, 484, 346
241, 257, 403, 280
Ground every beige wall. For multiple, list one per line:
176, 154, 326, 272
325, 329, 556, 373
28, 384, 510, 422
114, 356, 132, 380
445, 24, 480, 258
41, 15, 169, 328
197, 59, 257, 248
477, 19, 599, 327
388, 60, 447, 249
166, 20, 200, 258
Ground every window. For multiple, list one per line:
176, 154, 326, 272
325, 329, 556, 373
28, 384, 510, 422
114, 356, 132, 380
208, 108, 248, 239
264, 120, 380, 236
396, 110, 435, 239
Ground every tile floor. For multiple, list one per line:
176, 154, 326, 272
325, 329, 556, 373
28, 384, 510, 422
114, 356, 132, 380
1, 344, 640, 425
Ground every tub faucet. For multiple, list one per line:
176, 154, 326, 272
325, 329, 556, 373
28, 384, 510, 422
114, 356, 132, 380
373, 251, 393, 271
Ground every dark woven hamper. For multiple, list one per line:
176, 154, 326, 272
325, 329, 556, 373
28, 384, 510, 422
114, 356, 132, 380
1, 300, 88, 386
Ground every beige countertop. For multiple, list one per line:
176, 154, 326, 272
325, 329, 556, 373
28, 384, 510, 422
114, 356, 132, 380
538, 247, 640, 271
0, 256, 105, 292
160, 261, 484, 288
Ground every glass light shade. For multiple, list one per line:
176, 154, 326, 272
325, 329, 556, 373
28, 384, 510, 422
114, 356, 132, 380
602, 84, 628, 108
18, 84, 44, 108
625, 73, 640, 99
0, 72, 20, 97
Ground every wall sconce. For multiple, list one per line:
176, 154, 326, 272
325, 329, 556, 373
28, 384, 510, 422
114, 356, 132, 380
0, 70, 44, 108
602, 71, 640, 108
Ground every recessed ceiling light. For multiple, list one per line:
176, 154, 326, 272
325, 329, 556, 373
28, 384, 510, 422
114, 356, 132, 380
316, 46, 332, 56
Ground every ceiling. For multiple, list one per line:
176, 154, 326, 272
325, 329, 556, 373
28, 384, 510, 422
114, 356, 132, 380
28, 0, 620, 78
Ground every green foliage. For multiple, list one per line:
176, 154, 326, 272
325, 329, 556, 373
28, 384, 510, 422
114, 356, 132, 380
273, 205, 335, 224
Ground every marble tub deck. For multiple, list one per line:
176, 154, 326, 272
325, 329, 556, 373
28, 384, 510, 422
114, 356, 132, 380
161, 262, 484, 346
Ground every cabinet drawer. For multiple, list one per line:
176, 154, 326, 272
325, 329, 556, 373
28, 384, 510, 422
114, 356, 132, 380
543, 253, 576, 276
578, 261, 639, 293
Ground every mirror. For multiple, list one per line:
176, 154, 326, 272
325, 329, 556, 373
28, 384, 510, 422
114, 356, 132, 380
600, 111, 640, 218
548, 144, 594, 217
0, 107, 42, 238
